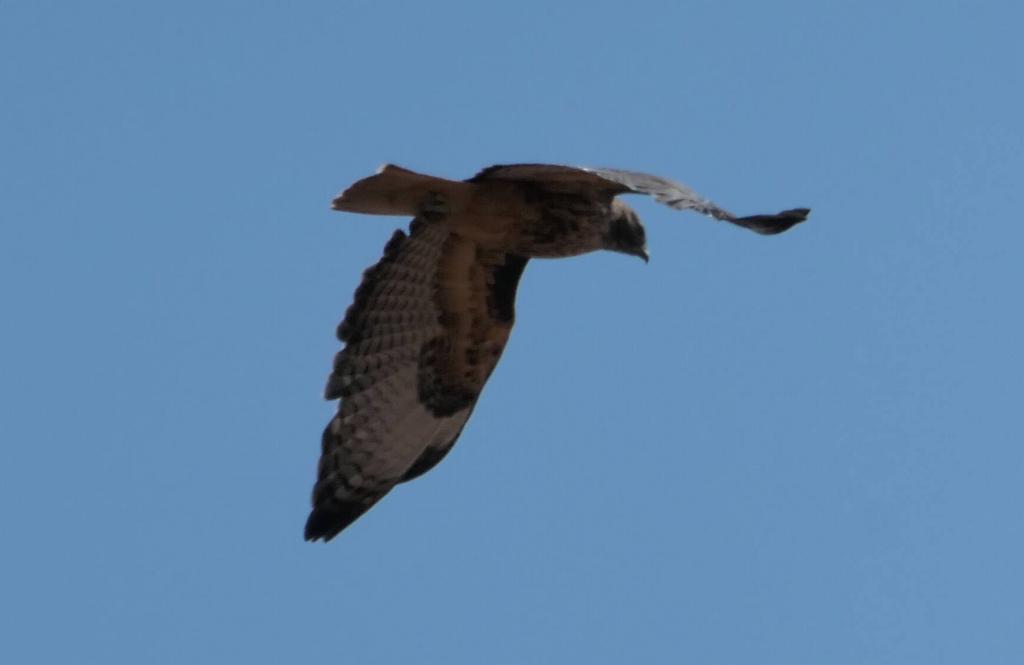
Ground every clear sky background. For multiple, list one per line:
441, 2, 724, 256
2, 1, 1022, 663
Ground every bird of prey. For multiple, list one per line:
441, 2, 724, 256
306, 163, 808, 541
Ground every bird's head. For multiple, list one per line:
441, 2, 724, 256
603, 201, 649, 263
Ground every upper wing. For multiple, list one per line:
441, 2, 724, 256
470, 164, 809, 235
306, 218, 528, 541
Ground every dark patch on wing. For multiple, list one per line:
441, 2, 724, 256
487, 254, 528, 323
417, 337, 478, 417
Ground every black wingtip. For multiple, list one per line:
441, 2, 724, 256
304, 509, 341, 542
733, 208, 810, 235
304, 502, 374, 542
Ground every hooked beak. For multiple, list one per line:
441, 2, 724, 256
636, 246, 650, 263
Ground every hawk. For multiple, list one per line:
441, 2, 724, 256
306, 163, 808, 541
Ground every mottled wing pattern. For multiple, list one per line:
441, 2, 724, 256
473, 164, 809, 235
306, 218, 528, 541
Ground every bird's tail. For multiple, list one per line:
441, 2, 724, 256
331, 164, 473, 217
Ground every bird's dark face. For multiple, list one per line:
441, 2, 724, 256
603, 203, 649, 262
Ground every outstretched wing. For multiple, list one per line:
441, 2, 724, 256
471, 164, 809, 235
306, 218, 528, 541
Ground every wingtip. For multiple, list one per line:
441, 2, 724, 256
304, 508, 343, 542
734, 207, 811, 235
304, 499, 378, 542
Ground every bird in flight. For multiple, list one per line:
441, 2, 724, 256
306, 163, 809, 541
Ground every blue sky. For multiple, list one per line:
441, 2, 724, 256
2, 1, 1022, 663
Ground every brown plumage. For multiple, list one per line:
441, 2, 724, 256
306, 163, 809, 541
